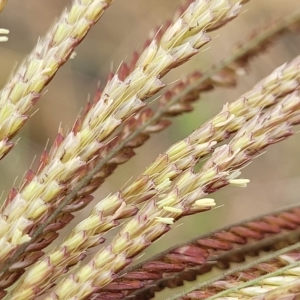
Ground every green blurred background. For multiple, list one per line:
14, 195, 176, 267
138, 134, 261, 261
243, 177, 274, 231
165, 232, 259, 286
1, 0, 300, 298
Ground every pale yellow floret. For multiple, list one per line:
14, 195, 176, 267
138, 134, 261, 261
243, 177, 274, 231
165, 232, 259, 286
194, 141, 217, 153
49, 250, 65, 264
0, 28, 8, 42
227, 170, 242, 181
42, 180, 63, 202
76, 215, 101, 232
61, 231, 86, 250
137, 40, 158, 68
67, 4, 85, 25
22, 259, 53, 286
3, 194, 27, 220
92, 270, 114, 288
199, 168, 218, 183
262, 275, 297, 285
94, 193, 120, 212
55, 277, 78, 298
111, 234, 130, 253
157, 193, 177, 208
194, 198, 216, 207
0, 217, 9, 236
70, 51, 77, 59
11, 228, 31, 245
10, 289, 35, 300
280, 254, 298, 264
20, 180, 46, 203
163, 206, 183, 213
229, 178, 250, 187
240, 285, 273, 295
167, 140, 190, 160
286, 266, 300, 275
9, 82, 28, 105
214, 113, 236, 128
0, 102, 16, 121
9, 216, 32, 234
26, 198, 48, 219
156, 178, 172, 192
154, 165, 180, 184
155, 217, 174, 225
77, 264, 97, 283
121, 218, 141, 234
24, 60, 43, 82
0, 238, 15, 259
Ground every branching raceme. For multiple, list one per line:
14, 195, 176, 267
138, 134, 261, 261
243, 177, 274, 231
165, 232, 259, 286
0, 0, 249, 281
0, 0, 300, 300
0, 3, 299, 297
42, 88, 300, 300
4, 53, 299, 298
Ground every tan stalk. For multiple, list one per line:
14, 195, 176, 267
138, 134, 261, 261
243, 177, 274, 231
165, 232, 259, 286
0, 0, 250, 278
44, 90, 300, 299
0, 0, 114, 160
8, 9, 300, 279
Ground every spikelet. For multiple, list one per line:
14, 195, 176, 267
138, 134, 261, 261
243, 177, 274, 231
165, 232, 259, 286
0, 28, 8, 43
